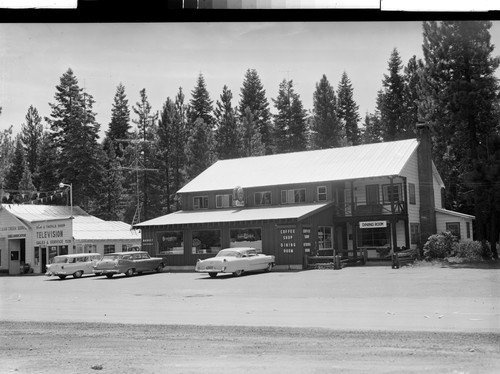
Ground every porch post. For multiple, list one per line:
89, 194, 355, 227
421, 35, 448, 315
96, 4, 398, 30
391, 218, 398, 254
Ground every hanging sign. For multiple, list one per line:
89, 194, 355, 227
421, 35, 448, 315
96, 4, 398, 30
360, 221, 387, 229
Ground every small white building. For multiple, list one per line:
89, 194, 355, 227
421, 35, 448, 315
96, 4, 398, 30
0, 204, 140, 275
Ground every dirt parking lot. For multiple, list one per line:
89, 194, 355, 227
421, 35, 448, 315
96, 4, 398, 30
1, 262, 499, 373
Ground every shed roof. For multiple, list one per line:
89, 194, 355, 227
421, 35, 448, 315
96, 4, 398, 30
1, 204, 89, 222
134, 202, 332, 227
178, 139, 420, 193
73, 218, 141, 241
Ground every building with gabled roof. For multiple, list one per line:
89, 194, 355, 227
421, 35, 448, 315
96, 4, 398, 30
0, 204, 140, 275
135, 125, 474, 270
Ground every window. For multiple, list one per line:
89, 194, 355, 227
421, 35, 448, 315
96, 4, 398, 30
410, 223, 420, 245
230, 228, 262, 250
466, 222, 471, 239
446, 222, 461, 239
317, 226, 333, 250
366, 185, 379, 205
122, 244, 128, 252
255, 191, 272, 206
193, 196, 209, 209
382, 184, 402, 204
281, 188, 306, 204
158, 231, 184, 255
359, 227, 389, 247
409, 183, 416, 205
104, 245, 115, 254
216, 194, 232, 208
191, 230, 221, 254
317, 186, 327, 202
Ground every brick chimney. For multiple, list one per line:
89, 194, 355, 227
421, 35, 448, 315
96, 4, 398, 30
417, 123, 437, 246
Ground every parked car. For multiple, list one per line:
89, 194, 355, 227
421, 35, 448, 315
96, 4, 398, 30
195, 247, 275, 278
93, 251, 164, 278
45, 253, 102, 280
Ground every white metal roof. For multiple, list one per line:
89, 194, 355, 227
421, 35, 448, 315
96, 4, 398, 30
73, 219, 141, 241
134, 202, 332, 227
435, 208, 475, 220
1, 204, 90, 222
178, 139, 420, 193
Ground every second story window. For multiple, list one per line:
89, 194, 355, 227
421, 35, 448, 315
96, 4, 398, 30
317, 186, 327, 202
281, 188, 306, 204
193, 196, 209, 210
382, 184, 402, 204
255, 191, 272, 206
216, 194, 232, 208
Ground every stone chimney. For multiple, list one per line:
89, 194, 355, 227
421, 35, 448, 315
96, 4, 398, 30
417, 123, 437, 247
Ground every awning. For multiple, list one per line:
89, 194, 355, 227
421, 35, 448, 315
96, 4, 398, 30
134, 202, 334, 227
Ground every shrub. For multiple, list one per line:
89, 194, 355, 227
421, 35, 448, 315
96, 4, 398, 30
455, 240, 483, 262
423, 232, 458, 259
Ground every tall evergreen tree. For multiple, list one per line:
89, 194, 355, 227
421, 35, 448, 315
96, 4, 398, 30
4, 137, 25, 193
273, 79, 308, 153
337, 72, 361, 145
105, 83, 131, 158
189, 73, 214, 128
240, 107, 265, 157
46, 68, 102, 211
403, 56, 424, 137
214, 85, 241, 159
21, 105, 43, 188
131, 88, 159, 222
421, 20, 500, 256
37, 133, 59, 193
185, 118, 215, 180
311, 74, 340, 149
96, 144, 124, 220
378, 48, 407, 141
18, 164, 37, 202
239, 69, 273, 154
0, 125, 15, 193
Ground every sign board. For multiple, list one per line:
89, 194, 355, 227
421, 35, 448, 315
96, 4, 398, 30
360, 221, 387, 229
278, 225, 296, 254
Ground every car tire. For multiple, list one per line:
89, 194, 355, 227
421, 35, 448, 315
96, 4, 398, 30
58, 275, 66, 280
73, 271, 83, 279
233, 270, 243, 277
208, 272, 217, 278
105, 274, 113, 278
125, 268, 134, 277
155, 264, 164, 273
264, 263, 273, 272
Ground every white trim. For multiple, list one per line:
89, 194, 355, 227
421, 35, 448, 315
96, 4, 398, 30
435, 208, 475, 220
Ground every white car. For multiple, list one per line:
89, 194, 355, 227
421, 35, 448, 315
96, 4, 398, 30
195, 247, 275, 278
45, 253, 102, 280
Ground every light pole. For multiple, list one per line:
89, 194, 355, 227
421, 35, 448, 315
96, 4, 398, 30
59, 182, 73, 218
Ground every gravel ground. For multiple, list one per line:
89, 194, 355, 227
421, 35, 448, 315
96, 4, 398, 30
1, 261, 499, 373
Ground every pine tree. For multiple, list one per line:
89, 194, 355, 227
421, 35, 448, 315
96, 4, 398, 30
21, 105, 43, 188
189, 73, 214, 128
105, 83, 131, 158
0, 126, 15, 193
185, 118, 215, 180
214, 85, 241, 159
46, 68, 102, 211
378, 49, 407, 141
4, 137, 25, 195
361, 112, 383, 144
18, 164, 37, 203
403, 56, 424, 137
239, 69, 273, 154
37, 133, 59, 192
337, 72, 361, 145
311, 74, 340, 149
421, 21, 500, 256
131, 88, 159, 222
273, 79, 308, 153
240, 107, 265, 157
96, 144, 124, 220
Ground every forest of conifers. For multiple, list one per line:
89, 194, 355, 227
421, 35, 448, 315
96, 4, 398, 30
0, 21, 499, 256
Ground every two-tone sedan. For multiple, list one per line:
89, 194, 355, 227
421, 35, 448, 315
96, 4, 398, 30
93, 251, 165, 278
195, 247, 275, 278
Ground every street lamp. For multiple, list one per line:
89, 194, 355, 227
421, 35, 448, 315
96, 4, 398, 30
59, 182, 73, 218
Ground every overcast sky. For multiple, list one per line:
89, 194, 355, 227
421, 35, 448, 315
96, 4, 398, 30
2, 21, 500, 140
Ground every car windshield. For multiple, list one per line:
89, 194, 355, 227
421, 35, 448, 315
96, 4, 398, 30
216, 250, 241, 258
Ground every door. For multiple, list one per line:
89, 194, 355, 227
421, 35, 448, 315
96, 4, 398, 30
41, 247, 47, 273
9, 249, 20, 275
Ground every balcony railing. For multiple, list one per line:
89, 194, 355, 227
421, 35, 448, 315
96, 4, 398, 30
334, 200, 406, 217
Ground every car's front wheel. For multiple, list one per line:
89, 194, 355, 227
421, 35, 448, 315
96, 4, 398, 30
155, 263, 164, 272
233, 270, 243, 277
264, 263, 273, 272
125, 268, 134, 277
58, 275, 66, 280
105, 274, 113, 278
208, 272, 217, 278
73, 271, 83, 278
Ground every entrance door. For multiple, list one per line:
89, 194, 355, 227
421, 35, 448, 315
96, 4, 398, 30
41, 247, 47, 273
